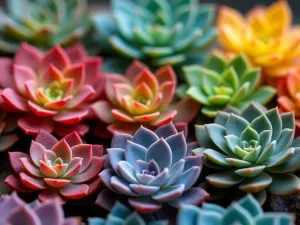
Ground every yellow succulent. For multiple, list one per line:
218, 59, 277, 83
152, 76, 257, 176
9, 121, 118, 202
217, 1, 300, 81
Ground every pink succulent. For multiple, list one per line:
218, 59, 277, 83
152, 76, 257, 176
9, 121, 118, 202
0, 43, 105, 136
91, 60, 200, 135
0, 109, 19, 152
4, 130, 104, 204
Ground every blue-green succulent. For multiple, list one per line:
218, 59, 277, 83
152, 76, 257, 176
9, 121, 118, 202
193, 102, 300, 201
89, 202, 167, 225
177, 195, 295, 225
92, 0, 217, 70
0, 0, 90, 53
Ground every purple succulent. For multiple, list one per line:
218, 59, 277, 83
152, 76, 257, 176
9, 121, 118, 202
0, 193, 81, 225
98, 122, 208, 213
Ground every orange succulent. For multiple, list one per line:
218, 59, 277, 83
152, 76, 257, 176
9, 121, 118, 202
217, 1, 300, 82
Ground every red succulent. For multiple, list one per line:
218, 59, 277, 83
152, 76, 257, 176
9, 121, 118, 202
91, 60, 200, 134
4, 130, 104, 204
0, 43, 105, 136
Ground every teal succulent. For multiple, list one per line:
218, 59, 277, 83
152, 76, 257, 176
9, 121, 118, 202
181, 54, 276, 117
193, 102, 300, 200
177, 195, 295, 225
0, 0, 90, 53
89, 202, 167, 225
92, 0, 217, 69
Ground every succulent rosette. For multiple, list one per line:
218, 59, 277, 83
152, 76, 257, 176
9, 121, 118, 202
0, 43, 105, 136
92, 0, 217, 69
98, 122, 208, 213
193, 102, 300, 200
277, 73, 300, 136
0, 0, 90, 53
0, 193, 81, 225
217, 1, 300, 82
182, 53, 276, 118
89, 201, 167, 225
0, 109, 19, 152
4, 130, 104, 204
177, 194, 295, 225
91, 60, 199, 134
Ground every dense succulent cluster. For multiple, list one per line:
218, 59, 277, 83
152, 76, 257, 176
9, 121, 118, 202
0, 193, 81, 225
0, 109, 19, 151
92, 0, 217, 68
0, 43, 104, 136
92, 60, 199, 134
277, 74, 300, 135
0, 0, 90, 53
193, 103, 300, 199
89, 202, 167, 225
177, 195, 295, 225
0, 0, 299, 224
98, 122, 208, 213
217, 1, 300, 81
5, 130, 104, 204
182, 54, 276, 117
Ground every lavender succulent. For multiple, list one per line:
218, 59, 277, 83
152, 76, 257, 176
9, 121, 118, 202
177, 195, 295, 225
193, 102, 300, 201
89, 202, 167, 225
99, 122, 208, 213
0, 193, 81, 225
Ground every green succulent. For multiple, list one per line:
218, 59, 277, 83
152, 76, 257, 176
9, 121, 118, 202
178, 195, 295, 225
92, 0, 217, 70
193, 102, 300, 201
181, 54, 276, 118
89, 202, 167, 225
0, 0, 90, 53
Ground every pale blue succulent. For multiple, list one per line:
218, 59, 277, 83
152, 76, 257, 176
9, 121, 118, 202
98, 122, 208, 213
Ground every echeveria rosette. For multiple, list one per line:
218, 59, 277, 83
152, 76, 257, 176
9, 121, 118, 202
0, 43, 105, 136
217, 1, 300, 82
177, 194, 295, 225
182, 53, 276, 118
91, 60, 200, 135
0, 0, 90, 53
193, 102, 300, 201
98, 122, 208, 213
89, 202, 168, 225
4, 130, 104, 204
277, 73, 300, 136
0, 109, 19, 152
0, 193, 81, 225
92, 0, 217, 69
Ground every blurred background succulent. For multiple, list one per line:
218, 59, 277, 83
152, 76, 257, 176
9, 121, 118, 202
0, 43, 105, 136
217, 1, 300, 85
89, 201, 168, 225
91, 60, 199, 135
5, 130, 104, 204
193, 103, 300, 202
98, 122, 208, 213
0, 0, 90, 53
0, 192, 82, 225
92, 0, 217, 72
177, 194, 295, 225
179, 53, 276, 118
277, 73, 300, 136
0, 109, 18, 152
